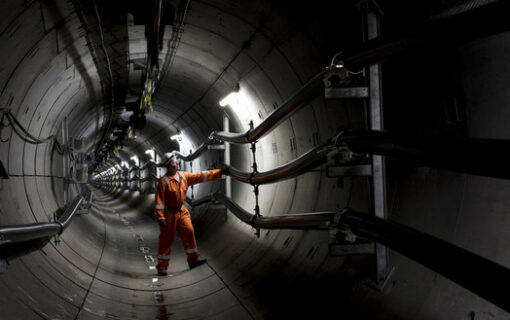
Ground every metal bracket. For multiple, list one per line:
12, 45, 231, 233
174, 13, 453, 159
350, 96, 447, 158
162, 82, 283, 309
50, 212, 61, 246
54, 234, 61, 246
76, 208, 89, 215
367, 264, 395, 292
325, 87, 369, 99
208, 144, 225, 150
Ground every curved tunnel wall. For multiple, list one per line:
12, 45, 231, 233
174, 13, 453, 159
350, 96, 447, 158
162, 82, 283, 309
1, 0, 510, 319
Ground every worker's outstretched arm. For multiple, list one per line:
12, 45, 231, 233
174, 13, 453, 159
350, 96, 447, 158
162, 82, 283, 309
183, 169, 223, 186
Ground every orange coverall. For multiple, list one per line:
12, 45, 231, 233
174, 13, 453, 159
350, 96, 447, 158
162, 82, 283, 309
155, 169, 221, 271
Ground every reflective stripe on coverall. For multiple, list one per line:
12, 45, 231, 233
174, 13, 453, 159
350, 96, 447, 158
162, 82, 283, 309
155, 169, 221, 270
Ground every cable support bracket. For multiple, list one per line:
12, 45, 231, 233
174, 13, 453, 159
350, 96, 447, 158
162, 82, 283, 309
248, 119, 261, 237
50, 212, 62, 245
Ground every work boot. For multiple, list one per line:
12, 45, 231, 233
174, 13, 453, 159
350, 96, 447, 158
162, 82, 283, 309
188, 257, 207, 269
157, 269, 167, 276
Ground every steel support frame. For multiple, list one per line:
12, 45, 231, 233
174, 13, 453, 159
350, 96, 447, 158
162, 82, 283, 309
324, 87, 369, 99
362, 0, 393, 290
223, 112, 231, 218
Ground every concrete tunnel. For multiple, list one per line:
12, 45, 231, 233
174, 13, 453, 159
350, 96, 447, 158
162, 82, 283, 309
1, 0, 510, 318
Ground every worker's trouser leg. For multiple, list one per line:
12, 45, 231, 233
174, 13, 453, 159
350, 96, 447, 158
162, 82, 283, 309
177, 210, 200, 264
156, 209, 200, 270
156, 213, 178, 271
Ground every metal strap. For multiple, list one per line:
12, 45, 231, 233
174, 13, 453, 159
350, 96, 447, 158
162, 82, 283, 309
202, 171, 207, 182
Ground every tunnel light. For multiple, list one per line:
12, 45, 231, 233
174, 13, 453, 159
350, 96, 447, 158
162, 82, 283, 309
145, 149, 155, 161
219, 86, 260, 131
120, 161, 129, 169
219, 91, 238, 107
170, 133, 182, 141
130, 155, 139, 166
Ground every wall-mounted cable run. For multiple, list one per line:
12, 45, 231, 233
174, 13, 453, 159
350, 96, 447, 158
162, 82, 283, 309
157, 0, 192, 93
184, 191, 510, 314
162, 65, 341, 165
0, 194, 86, 257
0, 109, 63, 153
92, 0, 115, 159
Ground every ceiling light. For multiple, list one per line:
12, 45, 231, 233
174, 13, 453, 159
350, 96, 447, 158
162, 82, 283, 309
219, 91, 238, 107
170, 133, 182, 141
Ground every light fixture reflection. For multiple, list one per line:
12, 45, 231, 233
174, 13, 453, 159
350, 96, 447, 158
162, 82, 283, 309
218, 86, 260, 130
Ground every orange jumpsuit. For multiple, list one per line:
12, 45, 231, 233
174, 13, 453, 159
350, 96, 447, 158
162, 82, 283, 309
155, 169, 221, 271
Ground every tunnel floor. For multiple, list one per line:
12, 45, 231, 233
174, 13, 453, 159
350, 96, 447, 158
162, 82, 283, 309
79, 190, 251, 320
0, 187, 252, 320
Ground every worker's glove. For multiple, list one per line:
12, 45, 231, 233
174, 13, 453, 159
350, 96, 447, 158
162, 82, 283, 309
158, 219, 167, 227
220, 164, 230, 176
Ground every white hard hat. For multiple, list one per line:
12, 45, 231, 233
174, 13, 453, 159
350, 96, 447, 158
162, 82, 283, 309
160, 152, 177, 166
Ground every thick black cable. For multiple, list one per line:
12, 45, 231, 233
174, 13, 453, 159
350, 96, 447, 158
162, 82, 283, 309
92, 0, 115, 161
157, 0, 192, 93
3, 111, 63, 154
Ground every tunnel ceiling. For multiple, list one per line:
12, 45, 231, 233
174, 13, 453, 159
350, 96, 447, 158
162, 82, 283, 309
0, 0, 366, 166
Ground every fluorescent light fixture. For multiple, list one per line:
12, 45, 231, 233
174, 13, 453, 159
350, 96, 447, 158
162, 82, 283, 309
170, 133, 182, 141
219, 91, 238, 107
121, 161, 129, 168
130, 155, 139, 166
219, 86, 260, 131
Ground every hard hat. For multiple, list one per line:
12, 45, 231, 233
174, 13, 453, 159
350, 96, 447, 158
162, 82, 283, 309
160, 152, 177, 166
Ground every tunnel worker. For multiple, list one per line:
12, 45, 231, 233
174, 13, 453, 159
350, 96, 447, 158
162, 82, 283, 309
155, 153, 228, 276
